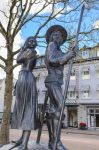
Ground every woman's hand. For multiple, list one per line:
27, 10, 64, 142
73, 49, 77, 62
24, 49, 34, 59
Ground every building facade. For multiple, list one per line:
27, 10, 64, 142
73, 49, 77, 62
0, 47, 99, 129
34, 47, 99, 130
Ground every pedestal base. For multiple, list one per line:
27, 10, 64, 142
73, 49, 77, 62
0, 141, 48, 150
28, 141, 48, 150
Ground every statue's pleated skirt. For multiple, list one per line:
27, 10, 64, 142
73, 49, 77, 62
11, 70, 37, 130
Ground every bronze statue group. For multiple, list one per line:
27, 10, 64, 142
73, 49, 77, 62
11, 25, 76, 150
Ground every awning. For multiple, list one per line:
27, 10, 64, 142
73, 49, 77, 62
65, 99, 78, 104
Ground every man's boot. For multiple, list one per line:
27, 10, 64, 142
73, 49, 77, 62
18, 130, 31, 150
46, 114, 53, 149
52, 115, 67, 150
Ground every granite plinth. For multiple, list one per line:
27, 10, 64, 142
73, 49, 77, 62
0, 141, 48, 150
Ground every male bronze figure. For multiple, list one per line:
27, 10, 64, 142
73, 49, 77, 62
44, 25, 76, 150
11, 36, 37, 150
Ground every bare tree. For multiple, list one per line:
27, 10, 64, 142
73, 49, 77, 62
0, 0, 71, 144
0, 0, 99, 144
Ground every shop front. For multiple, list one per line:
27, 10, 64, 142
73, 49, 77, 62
87, 106, 99, 129
67, 106, 78, 128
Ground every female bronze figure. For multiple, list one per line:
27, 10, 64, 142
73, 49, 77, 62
11, 36, 37, 150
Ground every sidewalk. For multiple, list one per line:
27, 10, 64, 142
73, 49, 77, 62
42, 125, 99, 136
62, 127, 99, 136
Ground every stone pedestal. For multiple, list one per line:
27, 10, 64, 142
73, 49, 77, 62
0, 141, 48, 150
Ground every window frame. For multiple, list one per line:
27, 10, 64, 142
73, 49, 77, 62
81, 69, 90, 80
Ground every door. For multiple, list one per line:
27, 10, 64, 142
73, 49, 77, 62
96, 114, 99, 127
68, 110, 78, 127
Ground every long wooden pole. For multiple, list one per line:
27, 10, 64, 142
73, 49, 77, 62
36, 91, 48, 144
53, 4, 85, 150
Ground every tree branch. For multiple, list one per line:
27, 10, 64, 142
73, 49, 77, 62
12, 0, 29, 38
6, 0, 17, 36
0, 22, 6, 37
13, 63, 20, 69
35, 1, 66, 36
0, 9, 8, 18
13, 0, 49, 35
0, 56, 6, 64
0, 64, 5, 70
12, 48, 20, 56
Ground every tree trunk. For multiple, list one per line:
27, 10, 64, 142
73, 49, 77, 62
0, 61, 13, 144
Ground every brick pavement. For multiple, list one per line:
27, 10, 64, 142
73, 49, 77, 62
1, 128, 99, 150
42, 126, 99, 136
10, 129, 49, 142
63, 127, 99, 136
10, 127, 99, 142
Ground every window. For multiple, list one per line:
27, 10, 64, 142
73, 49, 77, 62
97, 90, 99, 98
89, 50, 96, 58
81, 85, 91, 99
82, 70, 90, 79
96, 109, 99, 114
89, 109, 94, 114
67, 91, 76, 99
83, 90, 90, 99
96, 70, 99, 78
82, 50, 89, 59
96, 85, 99, 98
88, 108, 99, 114
97, 50, 99, 57
70, 70, 76, 80
95, 65, 99, 78
90, 114, 95, 127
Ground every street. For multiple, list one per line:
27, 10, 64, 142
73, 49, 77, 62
9, 129, 99, 150
61, 133, 99, 150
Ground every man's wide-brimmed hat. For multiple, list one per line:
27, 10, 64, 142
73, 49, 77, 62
46, 25, 67, 44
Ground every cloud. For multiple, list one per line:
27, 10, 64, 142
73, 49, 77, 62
66, 5, 73, 12
53, 5, 73, 18
29, 1, 52, 15
13, 31, 24, 50
0, 34, 7, 59
35, 48, 40, 55
0, 0, 10, 30
29, 0, 67, 18
13, 65, 21, 80
0, 68, 6, 79
93, 20, 99, 29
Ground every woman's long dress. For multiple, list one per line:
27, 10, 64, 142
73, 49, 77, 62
11, 49, 37, 130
